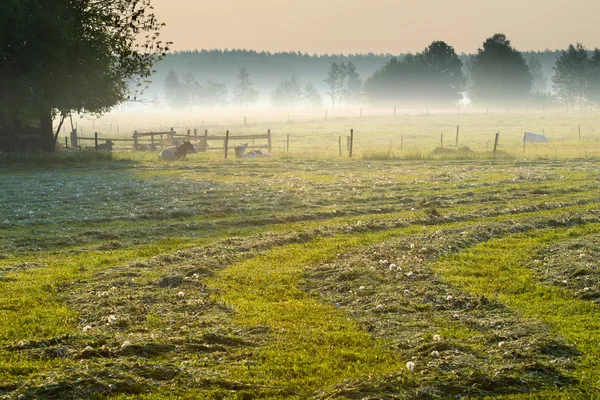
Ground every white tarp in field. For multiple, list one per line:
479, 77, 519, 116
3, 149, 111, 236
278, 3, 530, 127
522, 132, 549, 143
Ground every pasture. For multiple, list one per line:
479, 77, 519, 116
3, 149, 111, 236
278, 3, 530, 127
2, 111, 600, 399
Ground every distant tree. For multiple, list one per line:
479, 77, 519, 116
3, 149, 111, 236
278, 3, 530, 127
344, 62, 362, 106
271, 76, 302, 108
199, 81, 228, 109
234, 68, 259, 107
324, 62, 342, 108
527, 56, 548, 93
552, 43, 592, 109
364, 41, 465, 106
181, 72, 201, 110
163, 69, 185, 109
303, 84, 323, 108
469, 33, 532, 105
420, 41, 466, 102
590, 49, 600, 107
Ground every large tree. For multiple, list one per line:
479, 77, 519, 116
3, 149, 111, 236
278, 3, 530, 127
364, 41, 465, 106
0, 0, 169, 152
552, 43, 593, 109
469, 34, 532, 105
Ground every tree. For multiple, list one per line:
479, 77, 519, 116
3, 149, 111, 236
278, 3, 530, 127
199, 81, 228, 109
553, 43, 592, 109
469, 34, 532, 105
344, 63, 362, 106
590, 49, 600, 107
420, 41, 466, 102
324, 62, 342, 108
527, 56, 548, 93
181, 72, 200, 110
271, 77, 302, 108
0, 0, 169, 152
303, 84, 323, 108
324, 62, 362, 108
364, 41, 465, 106
234, 68, 259, 108
163, 69, 185, 109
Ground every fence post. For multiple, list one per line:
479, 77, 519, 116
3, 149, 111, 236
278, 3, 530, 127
338, 136, 342, 157
194, 128, 197, 137
267, 129, 272, 153
204, 129, 208, 152
94, 132, 98, 151
455, 126, 459, 147
151, 133, 155, 149
349, 129, 354, 158
187, 129, 191, 140
133, 131, 138, 149
493, 132, 500, 154
170, 127, 174, 144
65, 137, 68, 148
70, 128, 78, 148
224, 130, 229, 159
523, 132, 527, 153
286, 134, 290, 153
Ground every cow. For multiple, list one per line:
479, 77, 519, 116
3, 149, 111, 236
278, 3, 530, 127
522, 132, 549, 143
159, 140, 196, 160
234, 143, 272, 158
96, 140, 113, 151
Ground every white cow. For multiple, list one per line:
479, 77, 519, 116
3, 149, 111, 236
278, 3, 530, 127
522, 132, 549, 143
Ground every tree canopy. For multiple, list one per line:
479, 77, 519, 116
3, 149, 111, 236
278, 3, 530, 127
552, 43, 598, 109
364, 41, 465, 106
0, 0, 169, 151
469, 34, 532, 105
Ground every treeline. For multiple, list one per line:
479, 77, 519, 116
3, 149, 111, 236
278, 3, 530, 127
155, 35, 599, 109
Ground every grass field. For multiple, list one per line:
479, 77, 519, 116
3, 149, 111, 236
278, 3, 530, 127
2, 111, 600, 399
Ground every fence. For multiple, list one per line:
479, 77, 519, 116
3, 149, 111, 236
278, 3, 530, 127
70, 127, 272, 158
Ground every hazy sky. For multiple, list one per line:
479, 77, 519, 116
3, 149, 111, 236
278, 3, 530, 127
152, 0, 599, 54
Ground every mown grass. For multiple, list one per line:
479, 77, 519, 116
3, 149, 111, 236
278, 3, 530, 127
2, 133, 600, 398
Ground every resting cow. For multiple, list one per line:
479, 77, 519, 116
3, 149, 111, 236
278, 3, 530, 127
159, 141, 196, 160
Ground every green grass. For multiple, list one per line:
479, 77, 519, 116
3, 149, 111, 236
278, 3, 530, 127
3, 112, 600, 398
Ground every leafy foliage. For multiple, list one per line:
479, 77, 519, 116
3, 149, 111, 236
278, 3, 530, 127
469, 34, 532, 105
364, 41, 465, 106
552, 43, 600, 109
324, 62, 362, 108
0, 0, 169, 151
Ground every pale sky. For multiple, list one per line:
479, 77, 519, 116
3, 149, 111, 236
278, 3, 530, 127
152, 0, 600, 54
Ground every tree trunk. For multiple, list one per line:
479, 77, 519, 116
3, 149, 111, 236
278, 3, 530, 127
40, 112, 55, 152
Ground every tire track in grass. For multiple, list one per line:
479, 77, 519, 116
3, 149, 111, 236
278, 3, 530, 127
207, 234, 416, 398
434, 224, 600, 398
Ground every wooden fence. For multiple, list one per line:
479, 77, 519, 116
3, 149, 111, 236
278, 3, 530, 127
71, 127, 272, 158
